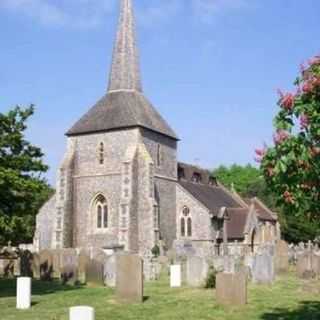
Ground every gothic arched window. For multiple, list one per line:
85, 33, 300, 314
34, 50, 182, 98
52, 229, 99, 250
180, 217, 185, 237
99, 142, 104, 165
180, 206, 192, 238
94, 195, 108, 229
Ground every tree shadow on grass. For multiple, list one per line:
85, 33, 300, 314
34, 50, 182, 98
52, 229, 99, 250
0, 278, 84, 298
261, 301, 320, 320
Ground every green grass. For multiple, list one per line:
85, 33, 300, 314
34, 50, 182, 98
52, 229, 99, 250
1, 272, 320, 320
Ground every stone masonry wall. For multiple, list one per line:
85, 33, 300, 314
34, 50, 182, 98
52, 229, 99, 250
176, 184, 214, 241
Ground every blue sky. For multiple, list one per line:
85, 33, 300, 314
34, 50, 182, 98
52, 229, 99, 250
1, 0, 319, 185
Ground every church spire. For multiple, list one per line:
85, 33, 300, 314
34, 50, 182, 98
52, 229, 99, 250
108, 0, 142, 93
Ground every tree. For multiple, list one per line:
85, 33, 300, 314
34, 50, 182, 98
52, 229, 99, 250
256, 54, 320, 242
0, 106, 53, 245
212, 164, 275, 209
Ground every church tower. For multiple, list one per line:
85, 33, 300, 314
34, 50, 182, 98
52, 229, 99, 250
36, 0, 178, 256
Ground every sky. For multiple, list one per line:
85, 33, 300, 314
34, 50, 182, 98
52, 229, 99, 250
1, 0, 319, 186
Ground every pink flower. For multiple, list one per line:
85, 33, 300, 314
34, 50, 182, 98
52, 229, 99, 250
254, 144, 268, 162
280, 93, 295, 110
300, 114, 309, 129
302, 81, 313, 94
273, 130, 290, 145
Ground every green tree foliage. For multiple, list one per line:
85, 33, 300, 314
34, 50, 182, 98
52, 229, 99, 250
0, 106, 53, 245
256, 54, 320, 242
213, 164, 275, 209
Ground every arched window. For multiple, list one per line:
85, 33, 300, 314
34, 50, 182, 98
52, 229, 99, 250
180, 217, 185, 237
99, 142, 104, 165
180, 206, 192, 238
157, 144, 161, 167
187, 217, 192, 237
94, 195, 108, 229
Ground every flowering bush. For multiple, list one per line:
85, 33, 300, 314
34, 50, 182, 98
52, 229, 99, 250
256, 54, 320, 240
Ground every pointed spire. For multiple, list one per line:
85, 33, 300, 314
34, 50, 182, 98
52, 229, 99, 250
108, 0, 142, 93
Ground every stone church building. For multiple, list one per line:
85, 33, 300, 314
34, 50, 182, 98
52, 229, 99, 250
34, 0, 280, 257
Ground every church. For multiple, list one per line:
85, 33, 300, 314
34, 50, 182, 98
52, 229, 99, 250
34, 0, 280, 257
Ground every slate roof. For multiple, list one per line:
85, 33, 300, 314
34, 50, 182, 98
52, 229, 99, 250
217, 208, 249, 240
66, 90, 178, 139
244, 198, 277, 222
179, 180, 242, 214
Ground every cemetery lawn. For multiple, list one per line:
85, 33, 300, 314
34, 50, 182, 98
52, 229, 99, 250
1, 271, 320, 320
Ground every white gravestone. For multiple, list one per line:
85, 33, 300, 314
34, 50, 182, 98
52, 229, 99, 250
16, 277, 31, 309
70, 306, 95, 320
170, 265, 181, 288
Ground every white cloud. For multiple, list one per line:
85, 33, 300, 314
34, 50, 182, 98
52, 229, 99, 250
0, 0, 252, 29
0, 0, 117, 29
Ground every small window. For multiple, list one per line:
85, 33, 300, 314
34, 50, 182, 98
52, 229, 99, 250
97, 205, 102, 228
157, 144, 161, 167
180, 206, 192, 238
187, 217, 192, 237
94, 195, 108, 229
180, 217, 185, 237
99, 142, 104, 165
192, 172, 202, 183
103, 205, 108, 228
154, 206, 159, 229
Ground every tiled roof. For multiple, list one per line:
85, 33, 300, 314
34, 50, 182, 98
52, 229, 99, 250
245, 198, 277, 222
66, 91, 178, 139
178, 180, 242, 214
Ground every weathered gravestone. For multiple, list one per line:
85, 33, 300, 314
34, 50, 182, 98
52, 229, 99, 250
14, 258, 21, 277
31, 253, 41, 279
104, 255, 117, 287
116, 255, 143, 303
86, 260, 104, 286
297, 253, 318, 279
78, 252, 90, 284
61, 249, 78, 285
251, 252, 275, 284
39, 250, 53, 281
275, 240, 289, 274
186, 256, 209, 287
52, 250, 63, 279
216, 271, 247, 305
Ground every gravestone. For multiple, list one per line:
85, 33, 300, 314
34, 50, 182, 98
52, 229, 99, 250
0, 259, 4, 277
78, 252, 90, 284
104, 255, 117, 287
32, 253, 41, 279
16, 277, 31, 310
61, 249, 78, 285
52, 250, 63, 279
252, 252, 275, 284
69, 306, 95, 320
14, 258, 21, 277
170, 265, 181, 288
186, 256, 208, 287
216, 271, 247, 305
275, 240, 289, 274
116, 255, 143, 303
39, 250, 53, 280
86, 260, 104, 286
297, 253, 315, 279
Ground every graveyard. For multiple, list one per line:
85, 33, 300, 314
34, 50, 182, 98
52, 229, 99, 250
1, 0, 320, 319
1, 270, 320, 320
